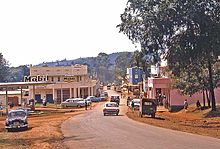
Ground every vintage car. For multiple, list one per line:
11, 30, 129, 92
86, 96, 100, 102
139, 98, 157, 118
5, 109, 28, 131
129, 98, 141, 110
61, 98, 88, 108
103, 102, 119, 116
110, 95, 120, 105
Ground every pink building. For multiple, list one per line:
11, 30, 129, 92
145, 66, 220, 111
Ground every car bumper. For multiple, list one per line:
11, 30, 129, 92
5, 123, 28, 129
103, 109, 119, 114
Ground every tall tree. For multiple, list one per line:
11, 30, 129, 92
118, 0, 220, 111
0, 53, 9, 82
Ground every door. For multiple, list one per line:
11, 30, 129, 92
35, 94, 42, 103
46, 94, 54, 103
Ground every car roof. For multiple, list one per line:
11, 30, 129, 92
111, 95, 119, 97
105, 102, 118, 105
9, 109, 27, 113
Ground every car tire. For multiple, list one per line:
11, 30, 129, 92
151, 113, 155, 118
104, 113, 106, 116
77, 105, 81, 108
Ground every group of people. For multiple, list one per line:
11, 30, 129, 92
184, 99, 202, 111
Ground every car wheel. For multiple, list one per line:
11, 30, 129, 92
151, 113, 155, 118
103, 113, 106, 116
116, 113, 119, 116
77, 105, 81, 108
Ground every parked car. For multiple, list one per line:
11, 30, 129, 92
86, 96, 100, 102
129, 98, 141, 110
103, 91, 108, 98
110, 95, 120, 105
97, 96, 106, 101
16, 107, 34, 115
139, 98, 157, 118
107, 84, 111, 90
5, 109, 28, 131
61, 98, 86, 108
103, 102, 119, 116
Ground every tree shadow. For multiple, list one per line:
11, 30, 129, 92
204, 106, 220, 118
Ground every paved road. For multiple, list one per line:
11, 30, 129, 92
62, 90, 220, 149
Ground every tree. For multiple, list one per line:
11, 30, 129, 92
0, 53, 9, 82
95, 52, 110, 83
114, 52, 133, 84
118, 0, 220, 111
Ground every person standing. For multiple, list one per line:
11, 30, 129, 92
131, 100, 134, 112
184, 99, 188, 110
85, 100, 87, 110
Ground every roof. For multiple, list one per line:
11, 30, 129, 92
0, 90, 23, 95
0, 82, 54, 87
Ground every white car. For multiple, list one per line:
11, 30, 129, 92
61, 98, 86, 108
129, 98, 141, 109
103, 102, 119, 116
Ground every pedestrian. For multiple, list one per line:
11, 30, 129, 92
184, 99, 188, 110
131, 100, 134, 112
196, 100, 201, 110
85, 100, 87, 110
43, 96, 47, 106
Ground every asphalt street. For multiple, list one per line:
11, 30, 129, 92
61, 90, 220, 149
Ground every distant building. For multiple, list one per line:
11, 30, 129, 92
27, 64, 98, 103
127, 67, 144, 85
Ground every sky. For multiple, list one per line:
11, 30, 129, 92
0, 0, 139, 67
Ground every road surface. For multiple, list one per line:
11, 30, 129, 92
61, 90, 220, 149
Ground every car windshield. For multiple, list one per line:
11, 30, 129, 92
111, 96, 119, 99
8, 111, 26, 118
106, 103, 117, 107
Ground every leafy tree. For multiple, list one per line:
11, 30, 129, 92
114, 52, 133, 84
0, 53, 9, 82
118, 0, 220, 111
95, 52, 110, 83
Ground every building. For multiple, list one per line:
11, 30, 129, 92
144, 63, 220, 111
27, 64, 98, 103
127, 67, 144, 85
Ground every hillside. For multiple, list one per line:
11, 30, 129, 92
7, 52, 134, 83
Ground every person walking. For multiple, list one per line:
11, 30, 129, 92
131, 100, 135, 112
85, 100, 87, 110
184, 99, 188, 111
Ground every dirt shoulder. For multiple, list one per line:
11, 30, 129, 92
0, 107, 85, 149
127, 106, 220, 139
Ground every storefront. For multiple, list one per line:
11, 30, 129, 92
27, 64, 98, 103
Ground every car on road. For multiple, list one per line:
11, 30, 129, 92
5, 109, 28, 131
129, 98, 141, 110
61, 98, 86, 108
139, 98, 157, 118
110, 95, 120, 105
103, 102, 119, 116
86, 96, 100, 102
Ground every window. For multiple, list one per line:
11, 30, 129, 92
51, 77, 54, 82
58, 77, 60, 81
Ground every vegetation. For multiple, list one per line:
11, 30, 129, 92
0, 53, 9, 82
118, 0, 220, 111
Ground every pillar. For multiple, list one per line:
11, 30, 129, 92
91, 86, 94, 96
78, 87, 81, 98
74, 88, 77, 98
88, 87, 91, 96
70, 88, 72, 98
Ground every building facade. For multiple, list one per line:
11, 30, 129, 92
28, 64, 98, 103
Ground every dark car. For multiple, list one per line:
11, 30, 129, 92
5, 109, 28, 131
139, 98, 157, 118
110, 95, 120, 105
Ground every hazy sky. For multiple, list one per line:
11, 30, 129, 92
0, 0, 139, 67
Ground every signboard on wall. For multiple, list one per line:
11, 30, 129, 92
63, 76, 76, 82
24, 75, 48, 82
